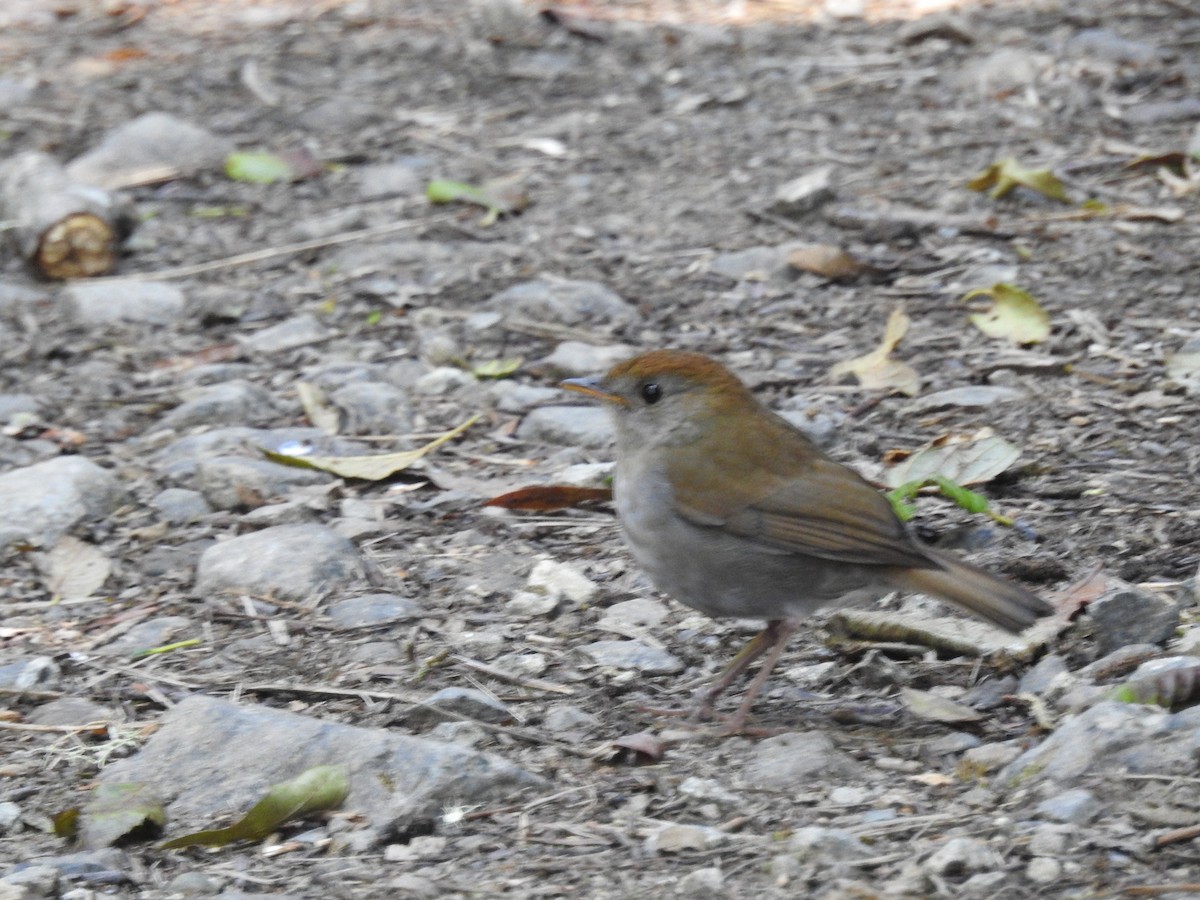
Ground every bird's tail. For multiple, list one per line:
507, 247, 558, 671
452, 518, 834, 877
887, 551, 1052, 633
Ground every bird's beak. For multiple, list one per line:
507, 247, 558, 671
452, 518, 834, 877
560, 376, 627, 406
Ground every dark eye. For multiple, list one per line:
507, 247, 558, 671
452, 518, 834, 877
640, 382, 662, 405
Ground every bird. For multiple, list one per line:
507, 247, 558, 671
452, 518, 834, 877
561, 349, 1052, 732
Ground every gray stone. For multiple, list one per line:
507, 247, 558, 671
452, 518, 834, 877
161, 380, 279, 431
355, 161, 424, 200
0, 394, 41, 423
239, 314, 333, 355
487, 278, 638, 327
910, 386, 1026, 412
542, 705, 601, 740
787, 826, 872, 863
675, 866, 724, 897
0, 802, 21, 834
645, 823, 727, 854
406, 687, 514, 726
328, 382, 413, 434
962, 741, 1022, 772
165, 871, 223, 895
576, 640, 683, 675
0, 456, 126, 549
1066, 28, 1161, 65
537, 342, 636, 378
923, 836, 1003, 877
709, 244, 796, 281
1018, 654, 1070, 694
527, 559, 598, 604
742, 732, 864, 791
517, 406, 613, 448
151, 488, 211, 524
413, 367, 475, 397
0, 657, 61, 692
195, 524, 368, 602
67, 112, 234, 189
98, 695, 542, 847
1026, 856, 1062, 883
60, 280, 186, 326
327, 593, 422, 628
27, 697, 115, 727
1087, 588, 1179, 654
0, 864, 58, 895
1028, 823, 1076, 856
770, 167, 835, 218
7, 848, 127, 880
598, 598, 669, 631
488, 381, 562, 414
195, 456, 332, 510
96, 616, 192, 657
1035, 789, 1102, 824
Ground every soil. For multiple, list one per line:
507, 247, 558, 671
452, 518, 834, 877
2, 0, 1199, 897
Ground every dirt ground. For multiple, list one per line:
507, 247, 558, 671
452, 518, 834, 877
2, 0, 1200, 896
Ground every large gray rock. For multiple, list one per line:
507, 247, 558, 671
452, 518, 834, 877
195, 456, 332, 510
97, 696, 544, 846
487, 278, 639, 327
195, 524, 367, 601
60, 280, 186, 326
517, 406, 613, 448
0, 456, 126, 548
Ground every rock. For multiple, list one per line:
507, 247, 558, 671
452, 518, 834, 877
151, 488, 211, 524
576, 640, 683, 675
413, 367, 475, 397
1065, 28, 1161, 66
1028, 823, 1076, 856
194, 456, 332, 510
675, 866, 724, 897
645, 823, 727, 854
238, 314, 332, 355
527, 559, 598, 604
770, 166, 835, 218
327, 593, 422, 628
161, 380, 280, 431
488, 381, 562, 414
486, 279, 639, 327
923, 836, 1003, 877
0, 864, 58, 895
27, 697, 115, 727
67, 112, 234, 189
1035, 789, 1102, 824
709, 244, 796, 281
165, 871, 223, 895
517, 406, 613, 448
355, 161, 424, 200
909, 386, 1026, 412
541, 705, 600, 741
1018, 654, 1070, 694
0, 394, 41, 424
60, 280, 186, 326
493, 651, 547, 678
742, 732, 863, 791
787, 826, 872, 863
405, 687, 515, 726
0, 657, 61, 692
557, 461, 613, 487
598, 598, 669, 631
97, 695, 543, 846
3, 848, 128, 886
328, 382, 413, 434
0, 802, 21, 834
1026, 856, 1062, 883
96, 616, 192, 656
0, 456, 126, 548
537, 342, 636, 378
677, 777, 738, 805
1086, 589, 1180, 655
195, 524, 368, 602
962, 741, 1022, 772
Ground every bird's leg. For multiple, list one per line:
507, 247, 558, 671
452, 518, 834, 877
691, 620, 784, 722
720, 620, 798, 735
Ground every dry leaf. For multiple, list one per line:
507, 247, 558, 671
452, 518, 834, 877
900, 687, 983, 724
485, 485, 612, 511
829, 307, 920, 396
967, 157, 1068, 202
963, 283, 1050, 344
43, 536, 111, 602
883, 430, 1021, 488
786, 243, 868, 281
296, 381, 340, 435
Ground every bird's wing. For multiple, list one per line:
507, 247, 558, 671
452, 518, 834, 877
667, 418, 934, 569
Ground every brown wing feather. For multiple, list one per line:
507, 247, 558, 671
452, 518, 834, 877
668, 410, 933, 569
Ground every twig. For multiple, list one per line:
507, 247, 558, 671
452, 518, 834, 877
0, 720, 115, 734
0, 686, 63, 700
450, 655, 575, 695
1154, 823, 1200, 848
1124, 886, 1200, 897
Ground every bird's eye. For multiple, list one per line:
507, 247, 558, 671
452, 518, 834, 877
640, 382, 662, 405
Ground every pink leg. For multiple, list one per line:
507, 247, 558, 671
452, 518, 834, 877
722, 620, 798, 735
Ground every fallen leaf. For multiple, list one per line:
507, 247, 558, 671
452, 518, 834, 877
886, 475, 1003, 524
910, 771, 956, 787
963, 283, 1050, 344
485, 485, 612, 511
224, 151, 294, 184
295, 381, 340, 435
829, 307, 920, 396
883, 430, 1021, 488
79, 782, 166, 849
42, 536, 111, 602
161, 765, 348, 850
967, 157, 1069, 202
262, 415, 478, 480
610, 731, 666, 764
472, 357, 523, 379
786, 243, 870, 281
427, 175, 528, 227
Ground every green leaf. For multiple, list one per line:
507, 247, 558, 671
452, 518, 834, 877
967, 157, 1069, 203
79, 782, 166, 849
225, 151, 294, 184
963, 283, 1051, 344
472, 357, 523, 379
161, 765, 348, 850
261, 415, 479, 480
426, 176, 527, 227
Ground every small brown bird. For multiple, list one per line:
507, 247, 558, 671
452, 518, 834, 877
562, 349, 1051, 732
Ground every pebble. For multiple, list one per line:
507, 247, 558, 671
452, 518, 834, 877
644, 823, 727, 854
406, 687, 514, 725
1036, 789, 1102, 825
537, 341, 636, 378
770, 167, 835, 218
161, 380, 279, 431
597, 598, 669, 631
326, 593, 423, 628
0, 393, 41, 423
96, 616, 192, 656
238, 314, 332, 355
678, 777, 738, 805
1086, 588, 1180, 655
517, 406, 613, 448
0, 656, 61, 691
151, 488, 211, 524
413, 367, 475, 397
576, 639, 683, 675
493, 652, 548, 678
1018, 654, 1070, 694
194, 456, 332, 510
675, 866, 724, 897
164, 872, 223, 895
923, 836, 1003, 877
741, 731, 864, 791
909, 386, 1026, 412
556, 461, 613, 487
488, 381, 562, 414
541, 705, 601, 740
1026, 856, 1062, 883
507, 590, 562, 617
60, 280, 186, 326
27, 697, 114, 726
1028, 823, 1076, 856
962, 741, 1022, 772
0, 456, 127, 548
355, 161, 424, 200
787, 825, 872, 863
0, 864, 59, 895
0, 802, 21, 833
194, 523, 368, 602
527, 558, 599, 604
709, 244, 796, 281
66, 112, 234, 188
486, 279, 639, 327
328, 382, 413, 434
